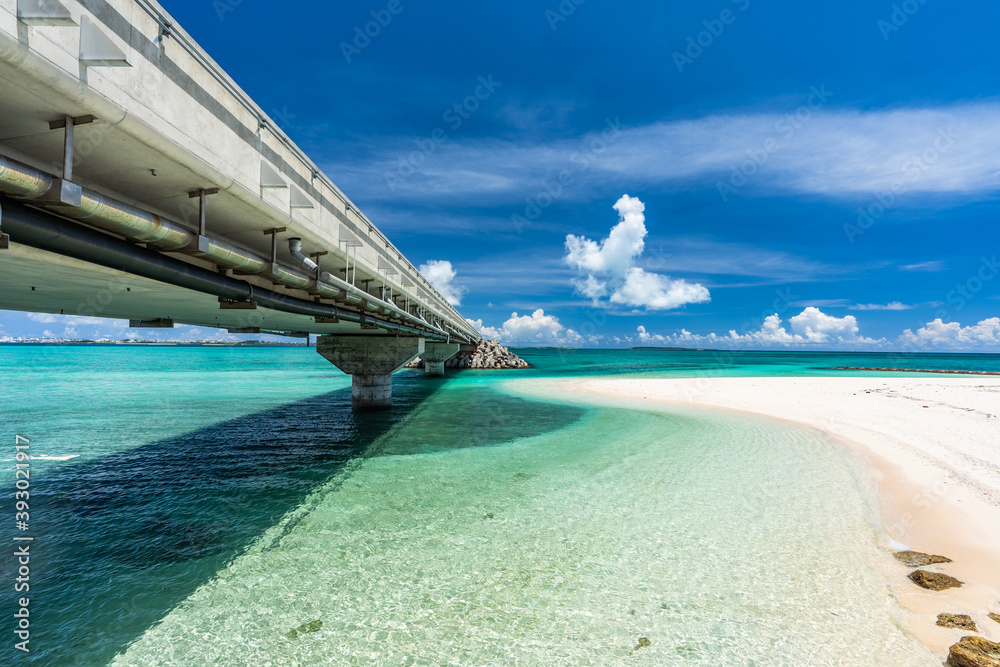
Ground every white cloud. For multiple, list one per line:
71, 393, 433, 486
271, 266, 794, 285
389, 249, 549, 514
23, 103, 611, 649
634, 308, 881, 349
467, 309, 583, 345
338, 102, 1000, 203
901, 261, 946, 272
852, 301, 913, 311
418, 260, 467, 306
566, 195, 647, 275
610, 267, 711, 310
565, 195, 710, 311
787, 307, 860, 342
900, 318, 1000, 348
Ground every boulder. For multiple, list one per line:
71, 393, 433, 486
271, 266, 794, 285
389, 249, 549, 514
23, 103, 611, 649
938, 614, 979, 631
407, 339, 530, 370
908, 570, 964, 591
894, 550, 953, 567
946, 636, 1000, 667
989, 613, 1000, 625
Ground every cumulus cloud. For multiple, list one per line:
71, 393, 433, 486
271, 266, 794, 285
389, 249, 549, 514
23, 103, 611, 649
566, 195, 647, 275
565, 195, 710, 311
610, 267, 712, 310
900, 318, 1000, 348
467, 309, 583, 345
634, 307, 880, 349
419, 260, 467, 306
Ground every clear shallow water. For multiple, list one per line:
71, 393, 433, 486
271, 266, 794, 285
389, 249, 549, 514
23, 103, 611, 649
2, 346, 990, 665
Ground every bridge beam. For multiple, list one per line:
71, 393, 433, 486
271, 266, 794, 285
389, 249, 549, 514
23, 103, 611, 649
421, 342, 460, 377
316, 335, 424, 410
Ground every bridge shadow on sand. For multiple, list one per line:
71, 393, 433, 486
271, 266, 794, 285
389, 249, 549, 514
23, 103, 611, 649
4, 372, 449, 665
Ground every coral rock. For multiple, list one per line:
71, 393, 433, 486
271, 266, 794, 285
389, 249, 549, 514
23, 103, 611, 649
908, 570, 964, 591
894, 550, 952, 567
938, 614, 979, 631
946, 636, 1000, 667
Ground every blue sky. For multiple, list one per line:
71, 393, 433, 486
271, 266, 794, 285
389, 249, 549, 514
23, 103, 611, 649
3, 0, 999, 350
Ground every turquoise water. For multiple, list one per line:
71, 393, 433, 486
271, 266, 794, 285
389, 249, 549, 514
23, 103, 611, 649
3, 345, 994, 664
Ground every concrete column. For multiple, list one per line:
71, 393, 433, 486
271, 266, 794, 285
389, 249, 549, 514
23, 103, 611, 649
316, 335, 424, 409
421, 342, 460, 377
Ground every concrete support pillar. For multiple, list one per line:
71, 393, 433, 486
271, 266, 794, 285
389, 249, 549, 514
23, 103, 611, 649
316, 335, 424, 410
421, 342, 460, 377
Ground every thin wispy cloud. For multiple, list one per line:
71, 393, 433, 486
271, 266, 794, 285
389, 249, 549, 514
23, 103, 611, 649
900, 261, 947, 272
331, 102, 1000, 205
851, 302, 914, 311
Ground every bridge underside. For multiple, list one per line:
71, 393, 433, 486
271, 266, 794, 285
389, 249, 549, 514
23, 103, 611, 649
0, 1, 474, 410
1, 202, 464, 409
0, 241, 388, 338
0, 201, 420, 339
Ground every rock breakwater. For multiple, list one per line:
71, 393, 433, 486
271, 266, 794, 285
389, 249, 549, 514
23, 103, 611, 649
407, 339, 529, 370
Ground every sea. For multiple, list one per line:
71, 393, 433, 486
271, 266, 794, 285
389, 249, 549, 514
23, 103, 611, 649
3, 345, 998, 666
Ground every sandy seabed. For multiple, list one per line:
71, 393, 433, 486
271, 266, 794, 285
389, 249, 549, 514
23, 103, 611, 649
563, 376, 1000, 657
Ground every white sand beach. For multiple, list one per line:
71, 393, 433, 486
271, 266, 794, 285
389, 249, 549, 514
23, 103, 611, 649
568, 376, 1000, 656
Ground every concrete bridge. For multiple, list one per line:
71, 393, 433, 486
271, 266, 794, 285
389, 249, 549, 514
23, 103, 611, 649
0, 0, 479, 408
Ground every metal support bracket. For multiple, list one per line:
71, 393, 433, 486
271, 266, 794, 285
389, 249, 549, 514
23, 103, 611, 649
188, 188, 219, 237
130, 318, 174, 328
308, 250, 328, 293
34, 115, 94, 206
263, 227, 287, 263
0, 203, 8, 248
219, 296, 256, 310
49, 115, 95, 184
